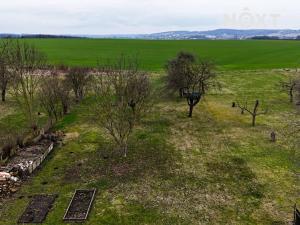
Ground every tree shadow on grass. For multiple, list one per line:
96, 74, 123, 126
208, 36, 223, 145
207, 156, 264, 196
205, 156, 269, 223
77, 115, 181, 187
91, 200, 190, 225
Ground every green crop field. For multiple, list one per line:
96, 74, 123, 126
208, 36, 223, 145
27, 39, 300, 70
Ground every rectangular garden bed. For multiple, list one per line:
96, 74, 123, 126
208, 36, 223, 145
18, 194, 57, 223
63, 189, 96, 222
3, 140, 54, 175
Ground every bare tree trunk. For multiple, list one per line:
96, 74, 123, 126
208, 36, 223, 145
188, 105, 193, 118
75, 92, 80, 103
237, 100, 266, 126
289, 88, 293, 103
63, 104, 68, 115
179, 88, 184, 98
49, 118, 54, 127
122, 143, 128, 158
79, 89, 83, 101
252, 115, 256, 127
1, 89, 5, 102
201, 83, 205, 95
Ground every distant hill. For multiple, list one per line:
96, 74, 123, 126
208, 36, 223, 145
0, 34, 20, 38
0, 34, 80, 39
1, 29, 300, 40
136, 29, 300, 40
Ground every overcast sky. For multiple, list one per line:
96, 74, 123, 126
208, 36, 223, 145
0, 0, 299, 34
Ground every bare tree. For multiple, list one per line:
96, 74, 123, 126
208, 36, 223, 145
280, 114, 300, 160
194, 60, 218, 95
94, 56, 151, 157
8, 40, 47, 130
297, 78, 300, 105
279, 70, 299, 103
58, 78, 72, 115
50, 68, 72, 115
39, 69, 72, 124
66, 67, 90, 102
236, 100, 268, 126
38, 73, 60, 122
0, 40, 12, 102
39, 77, 59, 122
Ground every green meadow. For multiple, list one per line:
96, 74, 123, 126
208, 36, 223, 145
27, 39, 300, 70
0, 39, 299, 224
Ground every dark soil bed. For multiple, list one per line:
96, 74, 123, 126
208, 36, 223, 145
18, 194, 57, 223
63, 189, 96, 222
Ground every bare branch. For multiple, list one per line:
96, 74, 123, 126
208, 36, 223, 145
93, 55, 151, 157
8, 40, 47, 130
66, 67, 91, 103
235, 99, 267, 126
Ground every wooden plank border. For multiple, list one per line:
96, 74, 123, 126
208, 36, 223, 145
63, 189, 96, 222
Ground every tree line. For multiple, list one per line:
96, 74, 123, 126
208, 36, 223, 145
0, 40, 152, 158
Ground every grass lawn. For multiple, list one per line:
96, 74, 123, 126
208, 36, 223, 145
25, 39, 300, 71
0, 69, 299, 224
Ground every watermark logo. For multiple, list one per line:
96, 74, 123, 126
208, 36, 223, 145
223, 8, 281, 28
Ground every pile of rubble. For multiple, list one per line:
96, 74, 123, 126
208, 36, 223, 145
0, 131, 64, 200
0, 172, 21, 198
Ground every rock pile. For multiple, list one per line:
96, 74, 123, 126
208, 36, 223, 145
0, 131, 63, 201
0, 177, 21, 199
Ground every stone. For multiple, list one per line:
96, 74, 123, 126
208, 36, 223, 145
10, 188, 17, 193
0, 172, 11, 180
270, 131, 276, 142
10, 176, 19, 182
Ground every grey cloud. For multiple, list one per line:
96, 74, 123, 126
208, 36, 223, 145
0, 0, 299, 34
